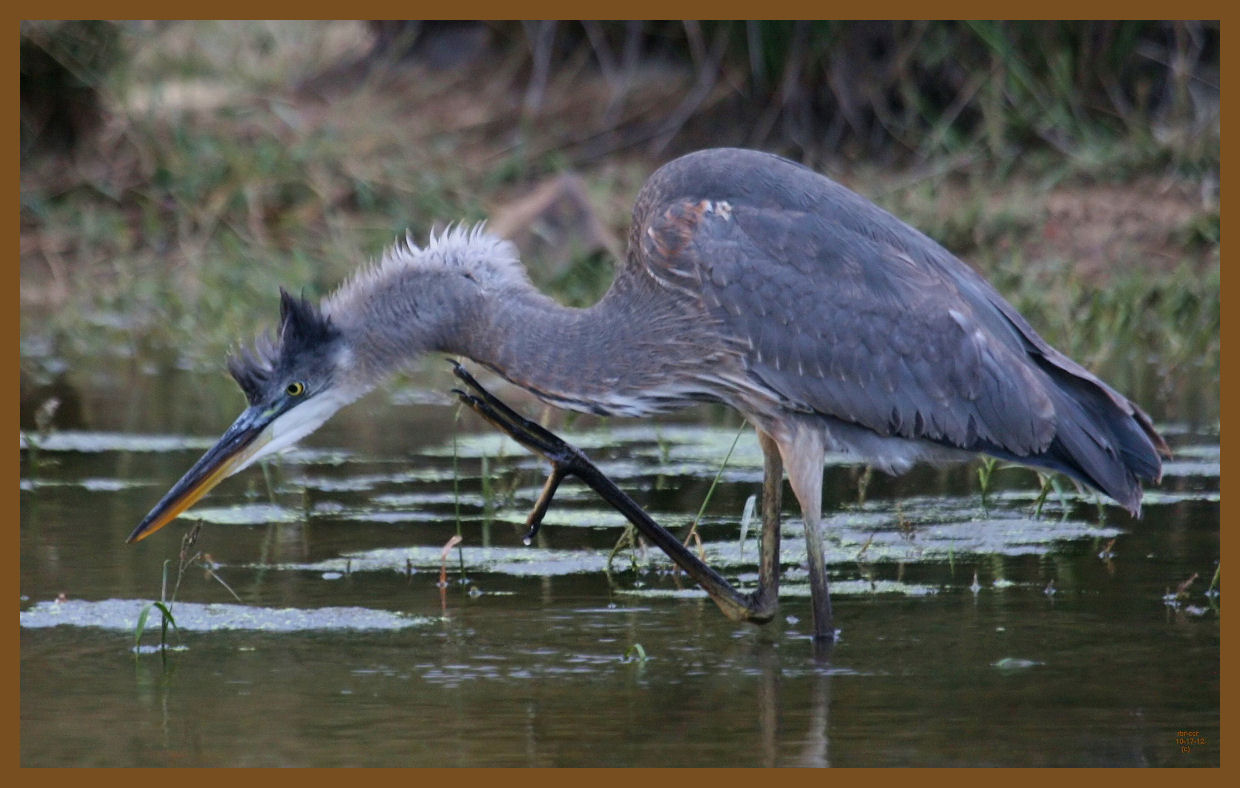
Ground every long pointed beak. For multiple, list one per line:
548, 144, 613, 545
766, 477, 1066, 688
126, 406, 275, 543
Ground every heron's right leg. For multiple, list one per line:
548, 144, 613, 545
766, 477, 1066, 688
777, 429, 835, 641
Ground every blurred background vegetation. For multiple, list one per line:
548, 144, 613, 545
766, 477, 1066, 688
20, 20, 1219, 426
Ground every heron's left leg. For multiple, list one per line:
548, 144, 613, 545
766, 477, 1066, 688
777, 429, 835, 641
450, 362, 768, 624
748, 429, 783, 620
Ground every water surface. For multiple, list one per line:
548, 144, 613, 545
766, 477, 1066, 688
19, 366, 1220, 766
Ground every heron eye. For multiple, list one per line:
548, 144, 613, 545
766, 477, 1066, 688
286, 381, 306, 397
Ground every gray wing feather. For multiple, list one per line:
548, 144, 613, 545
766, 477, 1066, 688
646, 198, 1057, 456
630, 148, 1166, 511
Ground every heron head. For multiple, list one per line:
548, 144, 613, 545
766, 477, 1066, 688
127, 289, 359, 543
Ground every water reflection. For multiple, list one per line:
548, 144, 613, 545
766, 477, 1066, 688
752, 639, 834, 767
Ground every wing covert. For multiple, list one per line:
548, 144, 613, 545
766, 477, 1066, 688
640, 196, 1058, 457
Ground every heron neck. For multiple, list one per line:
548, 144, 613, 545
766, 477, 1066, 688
450, 276, 714, 415
330, 262, 729, 415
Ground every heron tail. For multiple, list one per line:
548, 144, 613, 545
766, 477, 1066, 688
1013, 366, 1168, 515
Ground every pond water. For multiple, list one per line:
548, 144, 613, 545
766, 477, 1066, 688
19, 364, 1219, 767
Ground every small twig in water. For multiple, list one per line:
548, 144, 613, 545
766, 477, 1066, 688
439, 535, 464, 589
1174, 572, 1200, 601
855, 532, 875, 561
1098, 538, 1117, 561
439, 534, 464, 616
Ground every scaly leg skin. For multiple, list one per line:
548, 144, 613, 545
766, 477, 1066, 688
748, 430, 784, 621
450, 361, 776, 625
774, 426, 835, 641
802, 512, 834, 641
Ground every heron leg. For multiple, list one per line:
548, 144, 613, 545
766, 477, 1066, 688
749, 430, 783, 620
801, 508, 834, 641
450, 361, 775, 625
777, 430, 835, 641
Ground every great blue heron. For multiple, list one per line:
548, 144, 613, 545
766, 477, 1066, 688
127, 147, 1168, 641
